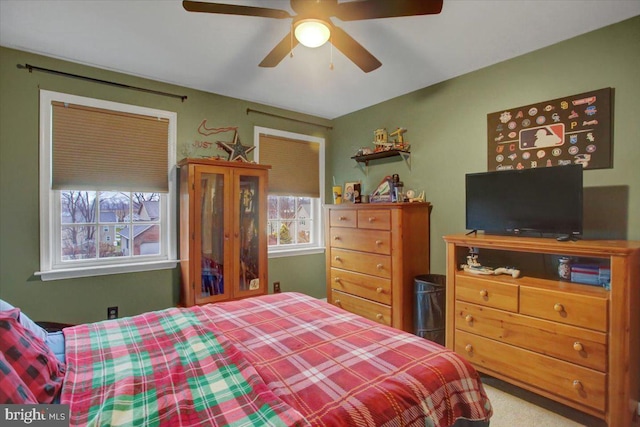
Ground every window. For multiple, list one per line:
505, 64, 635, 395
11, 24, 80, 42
268, 196, 313, 246
254, 127, 325, 257
37, 90, 177, 281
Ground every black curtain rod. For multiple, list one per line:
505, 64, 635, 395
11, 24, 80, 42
246, 108, 332, 130
17, 63, 188, 102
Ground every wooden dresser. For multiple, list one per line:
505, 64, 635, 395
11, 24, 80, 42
325, 202, 430, 332
444, 233, 640, 427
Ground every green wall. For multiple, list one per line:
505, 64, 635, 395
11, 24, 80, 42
328, 16, 640, 275
0, 46, 329, 323
2, 17, 638, 323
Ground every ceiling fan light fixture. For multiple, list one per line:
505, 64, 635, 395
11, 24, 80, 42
294, 19, 331, 48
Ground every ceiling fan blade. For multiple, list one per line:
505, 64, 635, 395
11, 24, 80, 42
290, 0, 338, 18
183, 1, 291, 19
259, 31, 299, 68
334, 0, 443, 21
330, 25, 381, 73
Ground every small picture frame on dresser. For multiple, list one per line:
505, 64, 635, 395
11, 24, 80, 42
343, 182, 360, 203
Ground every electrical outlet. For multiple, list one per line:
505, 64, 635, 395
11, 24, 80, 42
107, 306, 118, 319
273, 281, 281, 293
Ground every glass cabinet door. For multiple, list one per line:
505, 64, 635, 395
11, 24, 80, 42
195, 169, 230, 303
237, 175, 260, 293
234, 171, 265, 297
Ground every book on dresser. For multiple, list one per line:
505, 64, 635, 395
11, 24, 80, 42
443, 233, 640, 427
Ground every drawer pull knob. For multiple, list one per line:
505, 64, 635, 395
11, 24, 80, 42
376, 263, 384, 270
335, 299, 341, 305
334, 235, 340, 240
376, 313, 383, 320
464, 344, 473, 353
334, 256, 342, 262
334, 277, 341, 283
375, 240, 383, 246
465, 314, 474, 323
339, 216, 347, 221
573, 342, 583, 352
479, 289, 488, 298
368, 217, 376, 222
572, 380, 583, 390
376, 287, 383, 294
554, 303, 564, 312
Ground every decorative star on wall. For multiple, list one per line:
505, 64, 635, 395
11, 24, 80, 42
216, 131, 255, 162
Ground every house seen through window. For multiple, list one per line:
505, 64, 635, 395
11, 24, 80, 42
60, 191, 161, 260
268, 196, 313, 246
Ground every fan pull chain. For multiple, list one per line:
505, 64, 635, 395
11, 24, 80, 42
329, 35, 334, 70
290, 23, 294, 58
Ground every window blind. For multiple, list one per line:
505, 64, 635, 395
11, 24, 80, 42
259, 133, 320, 197
51, 101, 170, 192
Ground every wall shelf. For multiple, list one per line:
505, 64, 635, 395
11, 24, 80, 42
351, 149, 411, 174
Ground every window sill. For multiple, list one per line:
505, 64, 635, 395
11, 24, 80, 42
268, 247, 325, 259
35, 260, 179, 281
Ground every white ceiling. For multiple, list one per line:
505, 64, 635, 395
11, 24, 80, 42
1, 1, 639, 119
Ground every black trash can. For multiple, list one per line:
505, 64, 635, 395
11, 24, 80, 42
414, 274, 446, 345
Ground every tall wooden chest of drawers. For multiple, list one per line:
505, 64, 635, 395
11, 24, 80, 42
325, 203, 430, 332
444, 233, 640, 427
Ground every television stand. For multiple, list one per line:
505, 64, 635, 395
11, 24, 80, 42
443, 233, 640, 427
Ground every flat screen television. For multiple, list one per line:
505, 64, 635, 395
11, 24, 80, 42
465, 165, 583, 237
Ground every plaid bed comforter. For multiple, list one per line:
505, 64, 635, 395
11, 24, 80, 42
60, 307, 309, 427
201, 293, 492, 427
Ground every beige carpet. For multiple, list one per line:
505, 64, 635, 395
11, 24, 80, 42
481, 376, 606, 427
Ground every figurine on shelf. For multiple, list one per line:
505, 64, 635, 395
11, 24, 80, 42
389, 127, 410, 151
460, 251, 521, 278
390, 127, 406, 143
373, 128, 393, 151
374, 128, 388, 144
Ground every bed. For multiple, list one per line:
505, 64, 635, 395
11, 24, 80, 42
1, 292, 492, 426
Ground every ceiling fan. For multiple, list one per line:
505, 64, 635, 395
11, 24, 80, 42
182, 0, 444, 73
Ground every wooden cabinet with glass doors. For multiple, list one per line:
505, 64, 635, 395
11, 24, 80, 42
178, 158, 270, 307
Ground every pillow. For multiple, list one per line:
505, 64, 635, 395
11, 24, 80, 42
45, 331, 66, 364
0, 299, 68, 363
0, 299, 48, 341
0, 352, 38, 404
0, 308, 65, 403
